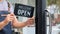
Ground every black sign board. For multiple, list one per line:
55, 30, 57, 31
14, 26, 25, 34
14, 4, 34, 18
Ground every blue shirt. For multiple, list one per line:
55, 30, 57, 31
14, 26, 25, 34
0, 0, 14, 34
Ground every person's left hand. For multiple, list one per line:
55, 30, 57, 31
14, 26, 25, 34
25, 16, 35, 25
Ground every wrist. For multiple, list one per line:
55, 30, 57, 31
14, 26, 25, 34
24, 22, 28, 26
0, 21, 8, 30
3, 20, 9, 24
1, 20, 9, 27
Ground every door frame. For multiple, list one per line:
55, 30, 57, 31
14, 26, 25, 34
36, 0, 46, 34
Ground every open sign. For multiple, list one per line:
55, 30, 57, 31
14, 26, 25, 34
14, 4, 34, 18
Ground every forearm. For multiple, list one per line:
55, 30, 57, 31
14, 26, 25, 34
0, 20, 9, 30
13, 22, 27, 28
12, 15, 27, 28
12, 15, 34, 28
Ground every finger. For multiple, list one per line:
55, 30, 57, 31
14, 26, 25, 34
28, 18, 34, 21
27, 19, 34, 23
10, 16, 14, 18
9, 17, 14, 21
10, 18, 14, 20
28, 16, 35, 20
6, 14, 10, 18
10, 13, 15, 16
32, 16, 35, 18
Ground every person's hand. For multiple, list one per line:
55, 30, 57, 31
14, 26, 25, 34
4, 14, 14, 23
25, 16, 35, 25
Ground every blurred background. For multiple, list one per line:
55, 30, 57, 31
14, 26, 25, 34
46, 0, 60, 34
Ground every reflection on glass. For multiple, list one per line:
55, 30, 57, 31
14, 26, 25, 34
46, 0, 60, 34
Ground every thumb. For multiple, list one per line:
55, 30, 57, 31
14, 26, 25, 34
32, 16, 35, 19
10, 13, 15, 16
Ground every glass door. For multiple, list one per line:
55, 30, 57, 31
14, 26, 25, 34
46, 0, 60, 34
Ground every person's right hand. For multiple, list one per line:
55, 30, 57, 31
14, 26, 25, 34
3, 14, 14, 23
0, 14, 14, 30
